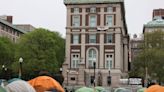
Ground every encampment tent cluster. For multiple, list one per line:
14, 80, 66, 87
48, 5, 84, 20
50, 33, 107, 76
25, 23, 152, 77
0, 76, 64, 92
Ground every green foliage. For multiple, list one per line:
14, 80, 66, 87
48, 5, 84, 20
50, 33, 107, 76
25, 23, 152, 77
12, 28, 65, 79
130, 30, 164, 83
0, 37, 15, 66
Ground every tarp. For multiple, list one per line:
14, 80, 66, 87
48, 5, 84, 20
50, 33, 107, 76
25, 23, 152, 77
5, 80, 36, 92
28, 76, 64, 92
145, 85, 164, 92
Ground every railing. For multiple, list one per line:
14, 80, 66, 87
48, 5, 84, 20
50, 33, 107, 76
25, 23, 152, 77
64, 0, 124, 4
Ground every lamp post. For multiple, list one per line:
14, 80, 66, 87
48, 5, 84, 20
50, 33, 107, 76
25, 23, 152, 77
76, 71, 79, 85
2, 65, 5, 79
18, 57, 23, 79
108, 70, 111, 86
60, 68, 63, 74
93, 61, 96, 87
98, 70, 101, 86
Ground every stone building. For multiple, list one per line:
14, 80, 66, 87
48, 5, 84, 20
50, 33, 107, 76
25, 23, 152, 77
14, 24, 35, 32
62, 0, 129, 88
0, 15, 26, 42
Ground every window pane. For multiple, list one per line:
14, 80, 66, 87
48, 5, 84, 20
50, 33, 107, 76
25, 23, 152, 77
107, 7, 113, 12
89, 15, 96, 27
106, 16, 113, 27
74, 8, 79, 13
88, 49, 97, 68
73, 34, 79, 44
106, 60, 109, 68
89, 34, 96, 43
90, 7, 96, 13
110, 60, 112, 68
106, 34, 113, 43
72, 16, 80, 27
89, 60, 93, 67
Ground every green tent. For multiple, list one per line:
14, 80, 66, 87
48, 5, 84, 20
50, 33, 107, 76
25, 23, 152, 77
114, 88, 132, 92
95, 86, 106, 92
0, 86, 6, 92
137, 88, 146, 92
75, 87, 98, 92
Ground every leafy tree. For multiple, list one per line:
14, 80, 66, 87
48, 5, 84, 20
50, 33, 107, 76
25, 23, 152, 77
0, 37, 15, 67
130, 30, 164, 84
0, 37, 15, 79
12, 28, 65, 79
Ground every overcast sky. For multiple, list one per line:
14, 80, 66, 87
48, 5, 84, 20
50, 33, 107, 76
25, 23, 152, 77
0, 0, 164, 37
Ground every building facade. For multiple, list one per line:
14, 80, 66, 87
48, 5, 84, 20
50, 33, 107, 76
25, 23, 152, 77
143, 16, 164, 33
129, 34, 143, 70
62, 0, 129, 88
0, 16, 26, 42
14, 24, 35, 32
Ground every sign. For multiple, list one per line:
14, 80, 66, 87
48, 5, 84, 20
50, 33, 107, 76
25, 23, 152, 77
128, 78, 142, 85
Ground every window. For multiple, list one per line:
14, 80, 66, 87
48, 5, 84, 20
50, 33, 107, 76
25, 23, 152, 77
74, 8, 79, 13
1, 25, 5, 30
107, 76, 111, 85
106, 15, 113, 27
90, 7, 96, 13
106, 54, 113, 69
106, 34, 113, 43
90, 76, 94, 84
71, 54, 79, 68
73, 34, 79, 44
89, 15, 97, 27
71, 77, 76, 81
89, 34, 96, 43
72, 15, 80, 27
107, 7, 113, 13
88, 49, 96, 68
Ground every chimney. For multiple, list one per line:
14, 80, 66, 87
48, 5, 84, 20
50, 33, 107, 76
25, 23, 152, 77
6, 16, 13, 23
0, 15, 13, 23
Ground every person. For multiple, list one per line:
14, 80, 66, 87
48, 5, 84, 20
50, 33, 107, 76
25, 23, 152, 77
65, 88, 68, 92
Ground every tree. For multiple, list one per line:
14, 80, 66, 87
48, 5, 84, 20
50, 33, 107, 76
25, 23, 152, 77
130, 30, 164, 84
0, 37, 15, 79
12, 28, 65, 79
0, 37, 15, 67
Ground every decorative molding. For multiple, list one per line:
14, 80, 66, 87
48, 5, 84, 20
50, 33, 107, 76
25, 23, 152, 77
71, 49, 80, 52
64, 0, 124, 4
105, 49, 114, 52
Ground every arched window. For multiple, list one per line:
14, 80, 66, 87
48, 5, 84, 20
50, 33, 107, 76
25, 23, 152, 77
88, 49, 96, 68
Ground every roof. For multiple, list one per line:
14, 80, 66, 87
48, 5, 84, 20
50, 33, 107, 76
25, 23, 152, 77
0, 18, 27, 33
144, 18, 164, 27
64, 0, 124, 4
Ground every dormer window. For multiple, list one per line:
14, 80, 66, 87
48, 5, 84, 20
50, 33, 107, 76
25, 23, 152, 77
90, 7, 96, 13
74, 8, 79, 13
107, 7, 113, 13
71, 8, 82, 13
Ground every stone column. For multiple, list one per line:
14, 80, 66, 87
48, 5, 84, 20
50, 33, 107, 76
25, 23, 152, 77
124, 43, 128, 72
114, 28, 122, 69
99, 33, 104, 68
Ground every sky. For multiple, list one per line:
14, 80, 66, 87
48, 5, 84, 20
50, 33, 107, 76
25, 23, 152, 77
0, 0, 164, 38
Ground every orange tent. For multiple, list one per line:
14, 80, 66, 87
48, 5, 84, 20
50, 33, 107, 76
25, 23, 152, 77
28, 76, 64, 92
145, 85, 164, 92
